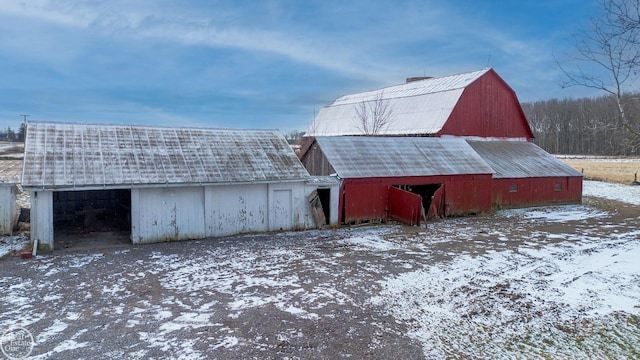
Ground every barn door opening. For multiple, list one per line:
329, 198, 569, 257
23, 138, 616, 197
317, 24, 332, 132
307, 188, 331, 227
409, 184, 444, 220
317, 188, 331, 224
53, 189, 131, 249
392, 184, 444, 223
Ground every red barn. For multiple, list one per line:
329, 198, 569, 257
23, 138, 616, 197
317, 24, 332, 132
300, 136, 494, 225
302, 68, 582, 213
306, 68, 534, 139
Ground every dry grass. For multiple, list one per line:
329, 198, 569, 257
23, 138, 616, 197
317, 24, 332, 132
559, 157, 640, 184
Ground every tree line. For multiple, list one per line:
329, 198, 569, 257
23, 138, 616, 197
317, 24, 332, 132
0, 123, 27, 142
523, 93, 640, 155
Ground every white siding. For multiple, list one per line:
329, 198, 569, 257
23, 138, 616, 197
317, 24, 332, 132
131, 187, 206, 244
270, 189, 292, 231
0, 184, 17, 235
31, 191, 54, 251
205, 184, 269, 237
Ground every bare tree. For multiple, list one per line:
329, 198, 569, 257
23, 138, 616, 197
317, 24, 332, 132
557, 0, 640, 147
353, 91, 394, 135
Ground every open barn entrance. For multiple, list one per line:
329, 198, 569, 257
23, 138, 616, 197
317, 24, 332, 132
392, 184, 444, 223
308, 188, 331, 226
53, 189, 131, 250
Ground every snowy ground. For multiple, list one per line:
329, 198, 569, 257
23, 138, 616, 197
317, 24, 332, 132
1, 181, 639, 359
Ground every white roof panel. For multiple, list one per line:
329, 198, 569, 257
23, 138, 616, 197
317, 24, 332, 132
22, 122, 310, 190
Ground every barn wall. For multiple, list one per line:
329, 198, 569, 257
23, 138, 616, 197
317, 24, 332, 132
340, 175, 492, 224
492, 177, 583, 208
131, 181, 311, 244
31, 191, 54, 252
205, 183, 269, 237
440, 70, 533, 139
300, 142, 335, 176
131, 187, 206, 244
0, 184, 17, 235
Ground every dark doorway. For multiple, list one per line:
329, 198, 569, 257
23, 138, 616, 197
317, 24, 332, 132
53, 189, 131, 249
317, 188, 331, 225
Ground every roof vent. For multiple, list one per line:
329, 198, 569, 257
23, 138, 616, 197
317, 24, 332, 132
406, 76, 433, 83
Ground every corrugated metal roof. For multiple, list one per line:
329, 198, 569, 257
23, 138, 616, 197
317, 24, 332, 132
22, 122, 310, 190
315, 136, 494, 178
307, 69, 490, 136
467, 140, 583, 178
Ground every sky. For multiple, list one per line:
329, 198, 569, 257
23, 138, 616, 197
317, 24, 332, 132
0, 0, 603, 133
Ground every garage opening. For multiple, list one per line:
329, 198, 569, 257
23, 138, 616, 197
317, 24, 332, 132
53, 189, 131, 249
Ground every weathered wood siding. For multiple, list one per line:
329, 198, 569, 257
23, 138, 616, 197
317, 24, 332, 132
131, 187, 206, 244
0, 184, 17, 235
31, 191, 54, 252
205, 184, 269, 237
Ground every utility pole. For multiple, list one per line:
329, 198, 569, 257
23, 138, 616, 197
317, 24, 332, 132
20, 115, 29, 123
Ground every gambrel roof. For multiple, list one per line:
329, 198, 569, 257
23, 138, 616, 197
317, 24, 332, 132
22, 122, 310, 190
314, 136, 494, 178
307, 69, 491, 136
467, 140, 583, 179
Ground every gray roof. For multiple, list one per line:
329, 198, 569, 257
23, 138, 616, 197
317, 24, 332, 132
22, 122, 310, 190
315, 136, 494, 178
467, 140, 583, 178
307, 69, 490, 136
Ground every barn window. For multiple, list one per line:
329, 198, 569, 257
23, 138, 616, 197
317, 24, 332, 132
509, 184, 518, 192
554, 183, 562, 192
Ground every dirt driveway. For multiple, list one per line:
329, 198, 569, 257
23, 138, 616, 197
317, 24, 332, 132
1, 196, 639, 359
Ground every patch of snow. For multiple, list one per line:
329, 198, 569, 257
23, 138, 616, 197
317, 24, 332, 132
499, 204, 608, 223
370, 232, 640, 358
0, 235, 29, 258
584, 180, 640, 205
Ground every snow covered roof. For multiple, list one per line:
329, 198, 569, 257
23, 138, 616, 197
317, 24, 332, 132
466, 140, 583, 179
307, 68, 491, 136
314, 136, 494, 178
22, 122, 310, 190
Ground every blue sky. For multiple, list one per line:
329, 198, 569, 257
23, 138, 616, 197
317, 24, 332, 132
0, 0, 600, 133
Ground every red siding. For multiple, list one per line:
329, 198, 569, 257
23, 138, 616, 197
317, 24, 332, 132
439, 69, 534, 139
388, 186, 422, 225
339, 175, 493, 224
492, 177, 583, 208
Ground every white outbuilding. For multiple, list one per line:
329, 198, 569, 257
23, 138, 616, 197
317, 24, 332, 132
22, 122, 337, 252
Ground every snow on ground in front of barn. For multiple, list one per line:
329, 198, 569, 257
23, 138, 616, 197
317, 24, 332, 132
1, 180, 639, 358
